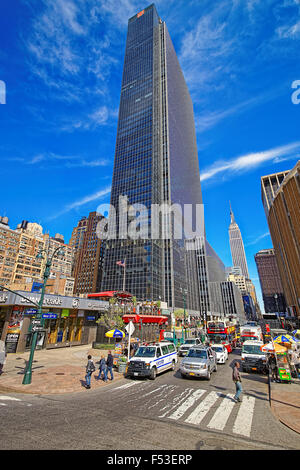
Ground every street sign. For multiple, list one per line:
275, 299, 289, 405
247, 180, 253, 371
25, 309, 38, 315
42, 313, 57, 319
126, 321, 135, 336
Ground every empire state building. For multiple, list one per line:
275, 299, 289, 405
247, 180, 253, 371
228, 204, 249, 278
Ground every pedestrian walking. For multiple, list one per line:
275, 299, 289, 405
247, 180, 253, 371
232, 361, 243, 403
97, 355, 107, 381
106, 350, 114, 381
0, 340, 6, 375
85, 354, 96, 389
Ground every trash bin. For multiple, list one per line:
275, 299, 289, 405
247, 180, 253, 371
118, 362, 127, 374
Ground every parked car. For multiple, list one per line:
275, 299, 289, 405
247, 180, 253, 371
179, 346, 217, 380
178, 337, 201, 357
210, 344, 228, 364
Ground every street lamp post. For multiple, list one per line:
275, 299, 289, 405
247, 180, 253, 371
180, 287, 188, 341
22, 246, 65, 385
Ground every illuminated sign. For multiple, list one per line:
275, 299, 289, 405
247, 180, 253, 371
137, 10, 144, 18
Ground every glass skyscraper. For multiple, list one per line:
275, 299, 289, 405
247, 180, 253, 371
101, 4, 203, 308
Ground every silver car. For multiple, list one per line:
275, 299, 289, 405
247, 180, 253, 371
179, 346, 217, 380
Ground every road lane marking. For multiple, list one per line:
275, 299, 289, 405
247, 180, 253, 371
232, 395, 255, 437
207, 393, 236, 431
168, 389, 206, 420
0, 396, 21, 401
113, 381, 144, 391
185, 391, 219, 425
159, 388, 194, 418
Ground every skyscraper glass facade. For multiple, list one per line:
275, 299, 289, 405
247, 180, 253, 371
101, 4, 203, 308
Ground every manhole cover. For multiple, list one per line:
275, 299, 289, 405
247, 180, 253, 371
38, 372, 47, 375
55, 373, 65, 376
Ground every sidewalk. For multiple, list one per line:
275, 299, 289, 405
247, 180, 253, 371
270, 378, 300, 435
0, 345, 124, 394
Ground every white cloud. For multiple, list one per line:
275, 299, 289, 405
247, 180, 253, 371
200, 141, 300, 182
245, 232, 270, 247
47, 186, 111, 220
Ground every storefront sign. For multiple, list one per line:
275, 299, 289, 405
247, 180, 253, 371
87, 316, 96, 321
61, 309, 69, 318
5, 333, 19, 353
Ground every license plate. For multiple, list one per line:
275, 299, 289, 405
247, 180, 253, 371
134, 372, 139, 376
189, 372, 195, 376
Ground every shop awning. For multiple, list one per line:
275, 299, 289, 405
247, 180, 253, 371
122, 314, 168, 325
87, 291, 133, 299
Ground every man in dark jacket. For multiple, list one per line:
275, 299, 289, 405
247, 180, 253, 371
106, 350, 114, 381
85, 355, 95, 389
232, 361, 242, 403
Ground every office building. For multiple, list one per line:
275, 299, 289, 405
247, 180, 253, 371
254, 248, 286, 314
264, 161, 300, 317
261, 170, 290, 218
101, 4, 203, 308
73, 212, 106, 295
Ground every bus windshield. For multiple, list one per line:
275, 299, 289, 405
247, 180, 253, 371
208, 334, 227, 342
135, 347, 156, 358
241, 335, 259, 343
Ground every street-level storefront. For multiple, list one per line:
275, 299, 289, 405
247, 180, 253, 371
0, 291, 109, 353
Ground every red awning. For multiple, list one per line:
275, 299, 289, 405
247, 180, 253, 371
87, 291, 133, 299
122, 314, 168, 324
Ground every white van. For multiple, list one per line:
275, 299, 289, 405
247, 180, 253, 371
127, 341, 177, 380
241, 340, 267, 374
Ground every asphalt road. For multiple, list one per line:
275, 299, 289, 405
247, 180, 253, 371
1, 350, 300, 451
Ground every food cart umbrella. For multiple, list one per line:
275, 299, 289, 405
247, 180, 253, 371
105, 329, 125, 338
261, 342, 287, 353
291, 330, 300, 338
273, 334, 299, 344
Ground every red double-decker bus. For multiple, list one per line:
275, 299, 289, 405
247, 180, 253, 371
206, 320, 237, 353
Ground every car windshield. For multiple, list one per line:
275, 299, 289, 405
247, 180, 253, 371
185, 339, 196, 344
187, 349, 207, 359
242, 345, 264, 355
135, 347, 156, 358
212, 347, 223, 353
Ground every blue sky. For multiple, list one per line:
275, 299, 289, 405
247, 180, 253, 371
1, 0, 300, 311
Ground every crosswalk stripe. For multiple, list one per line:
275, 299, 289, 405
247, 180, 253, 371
0, 396, 21, 401
168, 389, 206, 420
207, 393, 236, 431
159, 388, 194, 418
232, 395, 255, 437
113, 381, 144, 391
185, 391, 219, 425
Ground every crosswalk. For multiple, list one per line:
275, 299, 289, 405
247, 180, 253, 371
0, 395, 32, 407
112, 381, 257, 438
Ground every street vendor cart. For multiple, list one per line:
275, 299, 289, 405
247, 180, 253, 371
276, 350, 292, 382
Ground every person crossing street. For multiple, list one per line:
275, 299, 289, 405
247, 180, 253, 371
232, 361, 243, 403
85, 354, 96, 389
